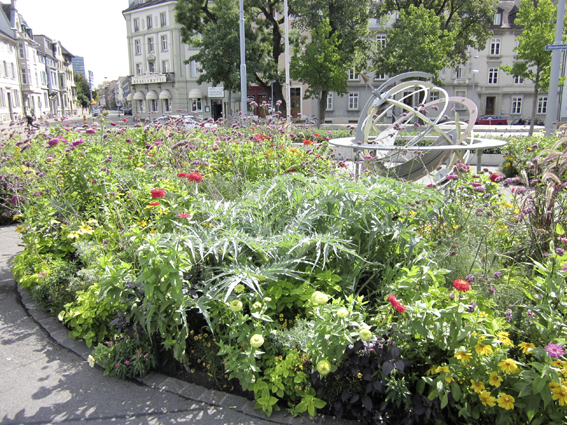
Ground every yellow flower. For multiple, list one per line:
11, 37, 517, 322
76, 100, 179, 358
250, 334, 264, 348
550, 381, 561, 390
150, 230, 157, 234
498, 358, 520, 374
471, 380, 485, 393
497, 331, 514, 347
445, 376, 455, 383
518, 342, 535, 354
455, 351, 473, 364
435, 366, 450, 374
489, 372, 503, 388
553, 386, 567, 406
497, 392, 515, 410
475, 340, 493, 356
478, 311, 488, 318
426, 366, 437, 376
78, 223, 94, 235
68, 231, 81, 239
479, 390, 497, 407
138, 220, 147, 227
317, 359, 331, 376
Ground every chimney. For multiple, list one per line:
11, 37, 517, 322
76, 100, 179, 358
11, 0, 17, 10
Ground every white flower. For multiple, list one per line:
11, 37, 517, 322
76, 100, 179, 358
337, 308, 349, 318
88, 355, 95, 368
359, 329, 373, 342
310, 291, 329, 305
57, 311, 65, 322
250, 334, 264, 348
229, 300, 243, 313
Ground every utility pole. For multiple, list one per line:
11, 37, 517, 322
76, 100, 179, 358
284, 0, 291, 123
545, 0, 566, 133
239, 0, 247, 125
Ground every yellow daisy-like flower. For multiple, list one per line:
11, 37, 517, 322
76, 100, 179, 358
68, 231, 81, 239
435, 366, 450, 374
489, 371, 503, 388
471, 380, 485, 393
138, 220, 147, 227
518, 342, 535, 354
497, 332, 514, 347
552, 386, 567, 406
551, 361, 566, 369
550, 381, 561, 390
478, 311, 489, 318
497, 392, 515, 410
455, 351, 473, 364
445, 376, 454, 383
498, 358, 520, 374
479, 390, 497, 407
78, 223, 94, 235
426, 366, 437, 376
475, 340, 493, 356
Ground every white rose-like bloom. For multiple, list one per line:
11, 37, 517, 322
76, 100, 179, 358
250, 334, 264, 348
88, 355, 95, 368
310, 291, 329, 305
229, 300, 243, 312
234, 284, 245, 293
336, 308, 349, 318
359, 329, 373, 342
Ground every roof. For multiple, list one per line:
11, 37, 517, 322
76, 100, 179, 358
122, 0, 175, 14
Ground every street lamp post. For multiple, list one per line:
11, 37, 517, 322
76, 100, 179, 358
268, 79, 276, 115
471, 69, 480, 115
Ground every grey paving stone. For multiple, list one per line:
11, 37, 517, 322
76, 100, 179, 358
219, 393, 248, 410
160, 377, 189, 394
198, 389, 226, 405
179, 382, 209, 400
138, 371, 170, 388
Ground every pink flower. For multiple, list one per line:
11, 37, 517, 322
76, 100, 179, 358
188, 172, 203, 183
178, 172, 188, 178
177, 213, 191, 218
124, 360, 130, 365
86, 129, 96, 134
453, 279, 471, 292
115, 363, 120, 368
546, 343, 565, 358
151, 189, 166, 198
110, 122, 117, 126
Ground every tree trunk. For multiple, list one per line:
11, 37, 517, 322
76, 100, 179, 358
319, 90, 327, 125
529, 70, 540, 136
228, 89, 232, 117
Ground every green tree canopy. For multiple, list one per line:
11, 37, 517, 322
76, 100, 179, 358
501, 0, 558, 135
373, 5, 455, 81
74, 72, 92, 107
374, 0, 497, 67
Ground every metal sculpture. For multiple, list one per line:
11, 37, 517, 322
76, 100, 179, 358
329, 72, 507, 182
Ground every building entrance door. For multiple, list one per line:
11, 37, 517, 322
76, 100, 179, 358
290, 88, 301, 117
485, 96, 495, 115
212, 99, 222, 121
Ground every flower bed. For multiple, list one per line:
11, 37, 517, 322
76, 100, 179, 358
2, 116, 567, 424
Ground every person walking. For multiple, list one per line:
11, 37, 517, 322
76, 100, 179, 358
25, 111, 39, 130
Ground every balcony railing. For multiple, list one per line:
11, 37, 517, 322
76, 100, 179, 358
131, 72, 175, 85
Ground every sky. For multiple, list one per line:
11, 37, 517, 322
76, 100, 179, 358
5, 0, 129, 86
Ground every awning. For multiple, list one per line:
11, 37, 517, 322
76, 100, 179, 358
133, 91, 145, 100
126, 93, 133, 101
146, 90, 158, 100
188, 88, 203, 99
159, 89, 171, 100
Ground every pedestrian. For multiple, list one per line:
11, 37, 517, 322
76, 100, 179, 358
25, 111, 39, 130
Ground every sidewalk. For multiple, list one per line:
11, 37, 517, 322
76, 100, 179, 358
0, 225, 346, 425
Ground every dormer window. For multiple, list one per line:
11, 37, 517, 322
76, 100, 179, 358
493, 13, 502, 26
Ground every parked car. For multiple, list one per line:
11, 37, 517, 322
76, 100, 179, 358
475, 115, 508, 125
92, 108, 101, 117
122, 107, 132, 115
511, 117, 544, 126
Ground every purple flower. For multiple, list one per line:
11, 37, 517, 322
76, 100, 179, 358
562, 263, 567, 271
505, 308, 512, 323
446, 174, 458, 179
465, 274, 475, 282
48, 138, 59, 147
493, 272, 502, 279
555, 248, 565, 256
546, 343, 565, 358
472, 182, 482, 187
86, 129, 96, 134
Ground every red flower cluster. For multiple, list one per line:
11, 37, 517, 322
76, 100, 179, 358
489, 173, 504, 182
302, 138, 313, 145
453, 279, 471, 292
149, 202, 160, 206
151, 189, 166, 199
188, 172, 203, 183
387, 294, 406, 313
177, 213, 191, 218
178, 172, 189, 178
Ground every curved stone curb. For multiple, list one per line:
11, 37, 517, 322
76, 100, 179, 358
15, 282, 354, 425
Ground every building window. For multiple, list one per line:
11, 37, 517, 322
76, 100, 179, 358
19, 44, 24, 58
493, 13, 502, 25
190, 60, 201, 77
538, 96, 548, 114
161, 35, 168, 51
511, 97, 522, 114
134, 18, 139, 32
514, 75, 524, 84
44, 93, 48, 106
135, 39, 141, 55
191, 98, 202, 112
376, 35, 386, 48
136, 63, 142, 75
149, 99, 158, 112
163, 99, 170, 112
488, 68, 498, 84
160, 12, 167, 27
455, 67, 463, 79
348, 69, 358, 81
148, 37, 154, 53
146, 15, 153, 29
2, 61, 6, 78
0, 89, 4, 108
148, 61, 155, 73
490, 38, 501, 55
374, 73, 386, 80
430, 92, 440, 101
326, 92, 333, 111
348, 92, 359, 110
162, 60, 168, 73
21, 69, 27, 84
11, 63, 15, 78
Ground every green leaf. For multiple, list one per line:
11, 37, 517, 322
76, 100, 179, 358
451, 381, 461, 401
440, 392, 448, 409
533, 376, 546, 394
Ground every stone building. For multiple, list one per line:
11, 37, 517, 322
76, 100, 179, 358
0, 2, 21, 121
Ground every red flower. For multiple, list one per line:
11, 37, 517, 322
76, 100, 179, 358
178, 172, 188, 178
177, 213, 191, 218
387, 294, 397, 303
395, 303, 407, 313
302, 138, 313, 145
453, 279, 471, 292
149, 202, 160, 206
122, 118, 128, 122
289, 168, 296, 172
188, 172, 203, 183
151, 189, 166, 198
387, 294, 406, 313
489, 173, 503, 182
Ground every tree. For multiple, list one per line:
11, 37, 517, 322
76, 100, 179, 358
290, 0, 371, 123
501, 0, 558, 136
373, 5, 455, 81
74, 72, 92, 107
175, 0, 292, 112
374, 0, 498, 67
291, 20, 348, 124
